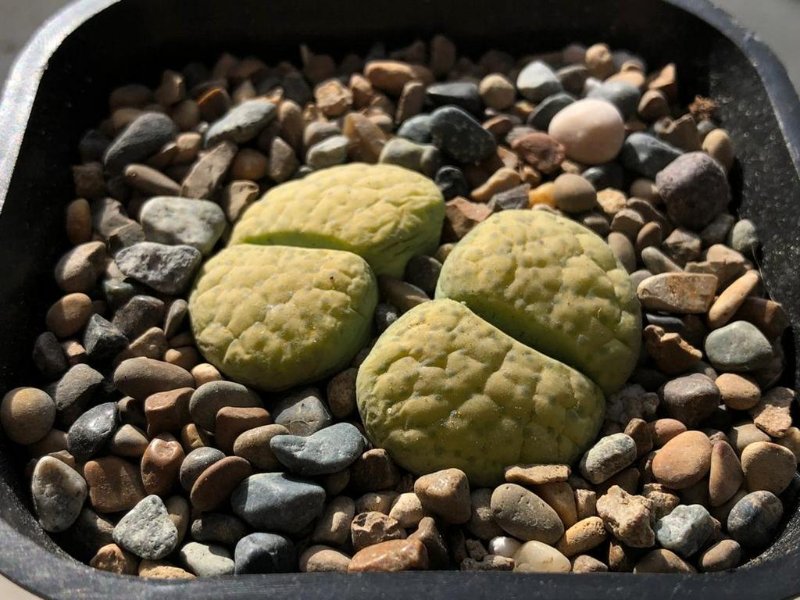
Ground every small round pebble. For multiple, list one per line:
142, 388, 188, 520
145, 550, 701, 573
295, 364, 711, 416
740, 441, 796, 495
717, 373, 761, 410
651, 430, 712, 489
579, 433, 637, 484
513, 540, 570, 573
1, 387, 56, 445
727, 490, 783, 549
190, 456, 253, 512
31, 456, 87, 532
235, 532, 296, 574
490, 484, 564, 544
479, 74, 515, 110
699, 539, 742, 572
299, 545, 351, 573
414, 468, 471, 524
729, 219, 759, 256
548, 99, 625, 164
46, 293, 93, 338
179, 542, 235, 577
634, 549, 695, 573
231, 472, 326, 534
553, 173, 597, 213
660, 373, 720, 427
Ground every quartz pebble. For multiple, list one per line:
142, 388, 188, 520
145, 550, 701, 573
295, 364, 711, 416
180, 542, 235, 577
548, 99, 625, 165
31, 456, 87, 532
513, 540, 570, 573
655, 504, 714, 557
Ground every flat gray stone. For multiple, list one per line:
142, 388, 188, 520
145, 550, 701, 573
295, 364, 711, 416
429, 106, 496, 163
180, 447, 226, 491
104, 112, 176, 173
179, 542, 235, 577
113, 495, 178, 560
397, 114, 433, 144
140, 196, 227, 255
727, 490, 784, 549
270, 423, 367, 476
115, 242, 202, 296
306, 135, 349, 170
620, 132, 682, 179
379, 137, 440, 177
272, 388, 332, 436
231, 473, 326, 534
705, 320, 773, 372
655, 504, 714, 557
205, 98, 277, 146
191, 513, 248, 547
31, 456, 87, 533
83, 314, 128, 363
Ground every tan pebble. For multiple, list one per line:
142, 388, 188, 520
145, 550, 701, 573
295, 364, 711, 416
141, 433, 185, 496
1, 387, 56, 445
355, 491, 398, 515
138, 559, 196, 579
708, 270, 760, 329
750, 386, 794, 438
637, 273, 718, 314
461, 555, 515, 571
638, 90, 669, 121
471, 168, 522, 203
300, 545, 351, 572
388, 492, 427, 529
395, 81, 425, 124
636, 221, 663, 254
729, 422, 771, 454
467, 488, 504, 540
84, 456, 146, 513
144, 387, 192, 437
123, 163, 180, 196
513, 540, 570, 573
89, 543, 138, 574
596, 485, 655, 548
504, 464, 570, 486
408, 516, 449, 569
607, 232, 636, 273
108, 424, 149, 458
716, 373, 761, 411
46, 293, 93, 339
702, 129, 735, 172
163, 346, 200, 371
62, 340, 87, 366
535, 481, 578, 528
708, 441, 743, 507
414, 468, 471, 524
443, 197, 492, 240
54, 241, 106, 293
634, 549, 695, 573
364, 61, 433, 96
215, 406, 271, 454
733, 297, 788, 339
191, 363, 221, 387
624, 418, 654, 458
585, 43, 615, 79
116, 328, 168, 363
511, 132, 566, 174
27, 429, 68, 457
556, 516, 607, 557
741, 441, 796, 495
173, 132, 202, 164
180, 423, 210, 453
377, 275, 429, 313
777, 427, 800, 463
348, 538, 428, 572
351, 511, 406, 552
314, 79, 353, 117
66, 198, 92, 245
630, 177, 660, 201
326, 368, 357, 419
165, 495, 190, 544
114, 357, 194, 400
548, 99, 625, 165
611, 208, 645, 239
342, 112, 387, 163
652, 430, 712, 489
479, 74, 515, 110
641, 483, 680, 520
490, 483, 564, 544
190, 456, 253, 511
699, 538, 741, 572
596, 188, 627, 217
552, 173, 596, 213
647, 63, 677, 100
313, 496, 356, 546
574, 489, 597, 520
606, 540, 641, 572
572, 554, 609, 573
233, 424, 288, 470
230, 148, 269, 181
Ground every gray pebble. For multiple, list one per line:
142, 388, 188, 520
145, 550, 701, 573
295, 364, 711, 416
661, 373, 720, 427
430, 106, 497, 163
83, 314, 128, 363
379, 137, 440, 177
189, 381, 262, 432
273, 388, 332, 436
205, 98, 277, 146
67, 402, 119, 461
180, 447, 226, 490
700, 213, 735, 247
115, 242, 202, 296
426, 82, 481, 114
490, 483, 564, 543
164, 299, 188, 338
655, 504, 714, 557
556, 64, 589, 95
375, 303, 400, 334
235, 532, 296, 574
31, 456, 87, 533
640, 246, 682, 274
434, 165, 468, 200
629, 269, 653, 290
113, 495, 179, 560
306, 135, 349, 170
139, 196, 227, 255
656, 152, 730, 230
231, 473, 326, 534
404, 255, 442, 296
108, 222, 146, 255
582, 162, 624, 190
490, 184, 531, 212
179, 542, 235, 577
579, 433, 638, 484
32, 332, 68, 381
620, 132, 682, 179
104, 113, 177, 174
728, 219, 759, 256
103, 279, 148, 309
587, 82, 641, 119
47, 363, 105, 425
727, 490, 783, 549
397, 114, 433, 144
516, 61, 563, 102
704, 321, 773, 372
270, 422, 366, 476
191, 512, 248, 547
112, 295, 165, 339
304, 121, 341, 148
528, 93, 575, 130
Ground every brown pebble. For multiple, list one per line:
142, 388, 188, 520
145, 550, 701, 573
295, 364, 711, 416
732, 297, 788, 340
231, 148, 269, 181
556, 516, 607, 557
1, 387, 56, 445
180, 423, 210, 453
740, 441, 796, 495
141, 433, 185, 496
638, 90, 670, 121
574, 489, 597, 520
181, 141, 237, 199
750, 386, 793, 438
46, 293, 94, 339
536, 481, 578, 528
634, 549, 695, 573
108, 424, 149, 458
114, 357, 194, 399
164, 346, 199, 372
643, 325, 701, 375
89, 543, 138, 575
778, 427, 800, 463
144, 387, 192, 437
123, 164, 180, 196
652, 430, 712, 489
191, 363, 221, 387
471, 168, 522, 203
190, 456, 253, 511
348, 538, 428, 572
708, 441, 743, 507
596, 486, 654, 548
716, 373, 761, 411
233, 424, 289, 471
395, 81, 425, 124
479, 74, 516, 111
54, 241, 106, 293
572, 554, 609, 573
84, 456, 146, 513
708, 270, 760, 329
585, 43, 615, 79
442, 197, 492, 241
623, 419, 654, 459
313, 495, 356, 546
414, 468, 471, 524
138, 559, 195, 579
326, 368, 357, 419
299, 545, 351, 572
342, 113, 387, 163
699, 539, 741, 572
637, 273, 718, 314
729, 422, 771, 454
511, 133, 566, 175
315, 79, 353, 117
504, 464, 570, 486
66, 198, 93, 245
351, 511, 406, 551
355, 491, 398, 515
28, 429, 69, 457
215, 406, 272, 454
364, 61, 433, 96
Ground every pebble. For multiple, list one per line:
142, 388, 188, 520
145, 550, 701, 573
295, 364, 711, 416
379, 137, 440, 177
357, 491, 398, 515
213, 406, 270, 453
190, 456, 253, 512
306, 135, 349, 170
652, 430, 712, 489
504, 464, 570, 486
112, 295, 165, 340
717, 373, 761, 410
33, 332, 69, 380
124, 163, 180, 196
191, 512, 248, 547
313, 495, 356, 545
114, 357, 194, 399
138, 560, 195, 580
205, 98, 276, 146
315, 79, 352, 117
435, 165, 469, 200
181, 141, 237, 199
587, 81, 641, 118
662, 227, 702, 265
139, 196, 226, 255
351, 511, 406, 551
364, 60, 432, 96
104, 112, 177, 173
579, 433, 637, 484
426, 82, 481, 114
84, 456, 146, 513
637, 273, 718, 314
734, 297, 788, 339
67, 402, 119, 461
655, 504, 714, 557
65, 198, 93, 244
113, 495, 178, 560
529, 93, 575, 131
115, 242, 202, 295
179, 542, 235, 577
552, 173, 596, 213
595, 485, 655, 547
472, 167, 523, 202
709, 441, 744, 507
488, 536, 522, 559
608, 232, 636, 273
660, 373, 720, 427
620, 132, 682, 179
516, 61, 562, 102
348, 539, 428, 572
729, 219, 759, 256
467, 488, 505, 540
702, 128, 735, 171
704, 320, 773, 372
640, 246, 682, 274
548, 99, 625, 164
512, 540, 570, 573
490, 483, 564, 544
479, 74, 515, 110
388, 493, 426, 529
751, 386, 793, 438
235, 533, 296, 574
408, 516, 449, 569
556, 516, 607, 557
634, 549, 695, 573
54, 241, 106, 293
653, 152, 731, 232
699, 539, 742, 572
429, 105, 496, 163
141, 434, 185, 496
231, 472, 325, 533
31, 456, 87, 532
643, 325, 701, 374
83, 315, 128, 363
1, 387, 56, 445
144, 387, 192, 437
46, 293, 94, 339
414, 468, 471, 524
270, 422, 366, 476
571, 554, 608, 573
189, 380, 262, 432
233, 424, 289, 470
727, 490, 783, 548
397, 114, 433, 144
299, 545, 351, 573
109, 424, 149, 458
403, 255, 441, 298
778, 427, 800, 462
89, 543, 138, 575
729, 422, 771, 454
741, 441, 796, 494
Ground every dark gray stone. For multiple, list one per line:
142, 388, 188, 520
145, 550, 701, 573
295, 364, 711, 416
375, 303, 400, 334
115, 242, 202, 296
704, 321, 773, 372
79, 129, 111, 163
270, 423, 367, 476
112, 295, 166, 340
47, 364, 105, 426
273, 388, 332, 436
727, 491, 783, 549
191, 513, 248, 547
91, 198, 136, 239
404, 255, 442, 296
164, 299, 189, 339
434, 166, 469, 200
516, 61, 562, 102
205, 98, 277, 146
104, 112, 177, 174
231, 473, 326, 534
426, 82, 481, 114
660, 373, 720, 427
32, 332, 68, 381
587, 81, 642, 119
489, 184, 531, 212
655, 504, 714, 557
306, 135, 349, 170
103, 278, 149, 309
113, 495, 178, 560
556, 64, 589, 95
582, 163, 624, 190
620, 132, 682, 179
430, 105, 496, 163
234, 532, 296, 574
67, 402, 119, 461
397, 114, 433, 144
528, 93, 575, 130
180, 447, 226, 491
83, 315, 128, 363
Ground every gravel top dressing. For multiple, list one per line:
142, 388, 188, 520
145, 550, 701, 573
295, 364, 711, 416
2, 34, 796, 578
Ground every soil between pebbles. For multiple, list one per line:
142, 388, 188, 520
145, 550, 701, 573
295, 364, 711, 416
3, 36, 798, 578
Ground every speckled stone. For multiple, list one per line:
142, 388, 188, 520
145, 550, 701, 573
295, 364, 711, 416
656, 152, 730, 230
727, 491, 783, 549
113, 495, 179, 560
31, 456, 87, 533
579, 434, 637, 484
655, 504, 714, 557
429, 105, 496, 163
705, 321, 773, 372
231, 473, 326, 534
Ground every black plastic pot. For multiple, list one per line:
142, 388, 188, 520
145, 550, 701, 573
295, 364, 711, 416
1, 0, 799, 597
